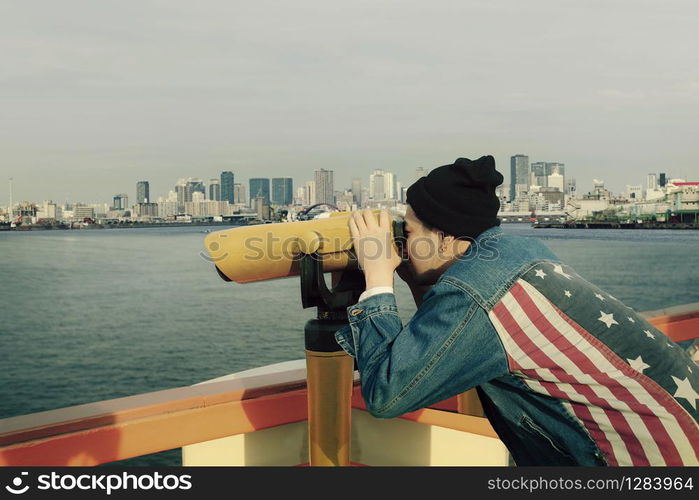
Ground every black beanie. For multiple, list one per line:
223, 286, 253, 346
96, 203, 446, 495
406, 155, 504, 239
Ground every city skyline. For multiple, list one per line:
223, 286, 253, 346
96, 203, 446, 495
1, 2, 698, 205
2, 160, 691, 208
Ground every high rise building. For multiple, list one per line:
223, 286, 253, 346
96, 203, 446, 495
249, 178, 270, 206
271, 177, 293, 205
566, 178, 577, 197
510, 154, 530, 201
384, 171, 396, 200
136, 181, 150, 203
209, 179, 221, 201
547, 172, 565, 192
659, 173, 667, 187
295, 186, 306, 205
175, 179, 187, 206
530, 162, 547, 187
189, 179, 205, 199
547, 163, 565, 194
254, 196, 271, 221
369, 169, 397, 200
314, 169, 334, 205
351, 178, 363, 206
134, 203, 158, 217
303, 181, 316, 206
369, 170, 385, 200
233, 183, 246, 205
113, 194, 129, 210
175, 178, 205, 204
547, 162, 565, 176
647, 173, 657, 191
221, 171, 235, 203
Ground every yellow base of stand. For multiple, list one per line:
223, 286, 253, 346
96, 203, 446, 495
305, 350, 354, 466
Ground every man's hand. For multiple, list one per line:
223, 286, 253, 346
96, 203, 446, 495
348, 209, 402, 289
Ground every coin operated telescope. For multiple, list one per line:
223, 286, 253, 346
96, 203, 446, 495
204, 209, 405, 466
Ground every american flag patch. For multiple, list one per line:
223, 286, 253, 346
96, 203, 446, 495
488, 261, 699, 466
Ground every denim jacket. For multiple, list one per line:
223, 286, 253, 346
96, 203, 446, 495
335, 225, 699, 466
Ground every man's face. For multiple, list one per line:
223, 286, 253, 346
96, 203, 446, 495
403, 205, 445, 285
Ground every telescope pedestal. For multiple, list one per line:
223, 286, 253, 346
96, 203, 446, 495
301, 258, 363, 467
304, 315, 355, 466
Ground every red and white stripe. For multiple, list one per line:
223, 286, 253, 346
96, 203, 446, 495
488, 278, 699, 466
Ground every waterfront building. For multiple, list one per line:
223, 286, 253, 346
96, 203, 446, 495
221, 171, 235, 203
626, 185, 643, 200
314, 169, 334, 205
209, 179, 221, 201
369, 169, 397, 201
351, 178, 363, 207
647, 173, 657, 191
73, 205, 95, 220
36, 201, 58, 220
254, 196, 271, 220
271, 177, 293, 205
249, 178, 270, 206
510, 154, 529, 201
184, 200, 234, 217
158, 201, 178, 218
299, 181, 315, 206
548, 172, 565, 193
295, 186, 306, 205
530, 162, 547, 187
335, 191, 355, 211
233, 183, 246, 205
112, 194, 129, 210
189, 179, 205, 199
369, 170, 385, 200
136, 181, 150, 204
134, 203, 158, 218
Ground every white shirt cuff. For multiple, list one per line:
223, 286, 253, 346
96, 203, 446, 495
358, 286, 394, 303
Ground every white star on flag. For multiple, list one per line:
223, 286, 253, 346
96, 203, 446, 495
627, 317, 635, 323
627, 355, 650, 374
552, 264, 573, 280
594, 293, 606, 301
535, 269, 547, 280
644, 330, 655, 339
564, 290, 572, 298
671, 376, 699, 410
598, 311, 619, 328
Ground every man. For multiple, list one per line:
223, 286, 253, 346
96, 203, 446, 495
334, 155, 699, 466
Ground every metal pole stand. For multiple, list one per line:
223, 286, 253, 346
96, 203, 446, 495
300, 253, 363, 466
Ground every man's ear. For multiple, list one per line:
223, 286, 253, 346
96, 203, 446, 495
441, 232, 456, 245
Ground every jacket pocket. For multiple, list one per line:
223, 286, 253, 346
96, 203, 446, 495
518, 415, 576, 464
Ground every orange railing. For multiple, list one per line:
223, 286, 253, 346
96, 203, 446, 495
1, 302, 697, 466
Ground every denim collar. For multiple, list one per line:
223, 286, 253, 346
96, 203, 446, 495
440, 223, 559, 309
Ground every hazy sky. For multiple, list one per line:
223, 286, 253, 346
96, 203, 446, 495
1, 0, 698, 204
